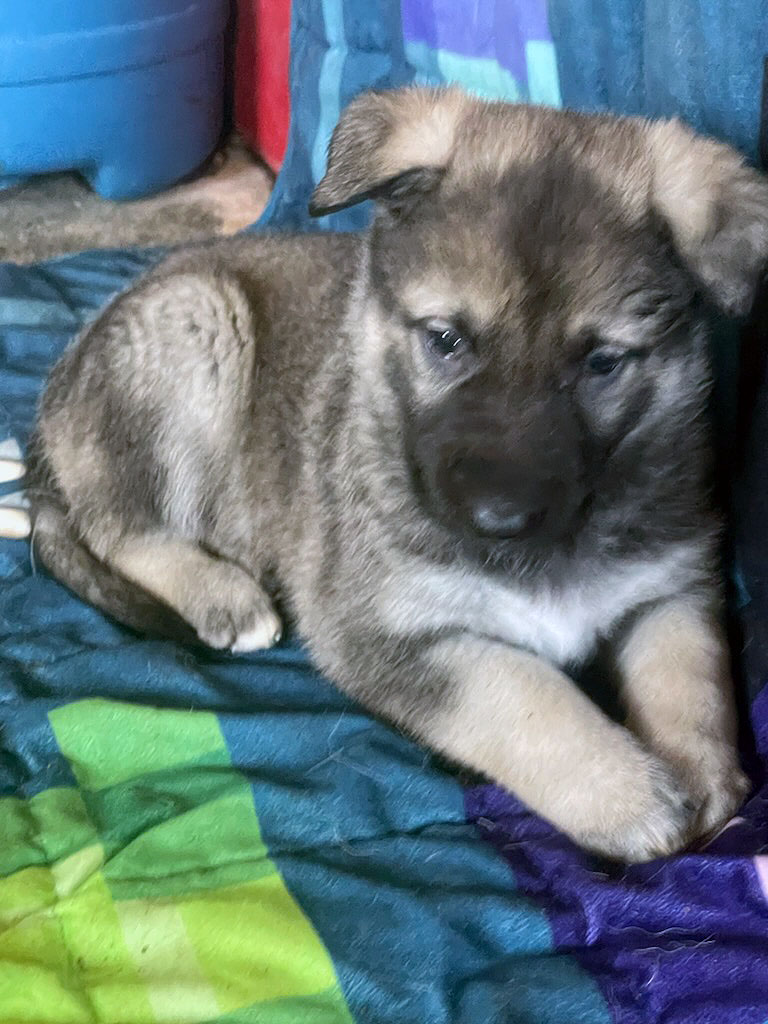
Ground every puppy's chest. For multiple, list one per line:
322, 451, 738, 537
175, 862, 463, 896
385, 554, 686, 666
478, 581, 625, 665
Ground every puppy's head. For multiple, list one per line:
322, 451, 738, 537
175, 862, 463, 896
311, 88, 768, 564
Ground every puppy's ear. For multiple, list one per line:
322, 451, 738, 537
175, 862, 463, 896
648, 120, 768, 315
309, 87, 466, 216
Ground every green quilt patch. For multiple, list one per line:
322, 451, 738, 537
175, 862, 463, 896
0, 699, 354, 1024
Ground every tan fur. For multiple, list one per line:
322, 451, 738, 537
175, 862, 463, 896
385, 86, 467, 178
424, 636, 692, 858
647, 119, 735, 250
309, 87, 467, 213
401, 269, 508, 329
111, 534, 281, 652
618, 598, 749, 837
314, 89, 768, 317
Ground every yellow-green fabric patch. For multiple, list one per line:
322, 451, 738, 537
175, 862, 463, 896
0, 786, 97, 875
179, 876, 339, 1011
49, 699, 230, 790
0, 699, 354, 1024
104, 787, 274, 902
203, 986, 354, 1024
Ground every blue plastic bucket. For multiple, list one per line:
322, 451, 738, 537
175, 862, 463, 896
0, 1, 230, 199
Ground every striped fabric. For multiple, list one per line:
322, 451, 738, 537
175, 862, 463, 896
402, 0, 561, 106
258, 0, 412, 233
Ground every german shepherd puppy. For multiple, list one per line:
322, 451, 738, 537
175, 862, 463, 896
28, 88, 764, 860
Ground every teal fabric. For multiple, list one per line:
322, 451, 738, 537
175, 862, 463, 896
548, 0, 768, 161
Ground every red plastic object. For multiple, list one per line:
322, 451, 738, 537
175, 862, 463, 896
234, 0, 291, 172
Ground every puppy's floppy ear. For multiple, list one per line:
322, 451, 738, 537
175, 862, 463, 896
309, 86, 466, 216
647, 120, 768, 315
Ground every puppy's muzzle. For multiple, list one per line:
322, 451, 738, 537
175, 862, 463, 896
441, 453, 564, 541
411, 390, 586, 545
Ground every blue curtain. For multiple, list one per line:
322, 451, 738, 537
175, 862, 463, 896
549, 0, 768, 162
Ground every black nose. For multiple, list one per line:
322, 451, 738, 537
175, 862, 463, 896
445, 455, 553, 540
469, 496, 546, 538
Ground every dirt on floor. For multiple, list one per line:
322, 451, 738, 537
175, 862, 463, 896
0, 136, 273, 263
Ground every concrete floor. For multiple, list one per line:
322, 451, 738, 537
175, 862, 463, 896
0, 136, 273, 264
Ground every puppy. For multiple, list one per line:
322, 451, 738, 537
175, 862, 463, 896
28, 87, 763, 860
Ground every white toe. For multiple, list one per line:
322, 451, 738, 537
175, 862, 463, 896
0, 458, 25, 484
0, 506, 31, 539
230, 612, 283, 653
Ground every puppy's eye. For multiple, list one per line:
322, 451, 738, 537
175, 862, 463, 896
585, 349, 625, 376
422, 320, 472, 361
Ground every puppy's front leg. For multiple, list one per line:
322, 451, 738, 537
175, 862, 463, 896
617, 597, 749, 840
342, 634, 695, 861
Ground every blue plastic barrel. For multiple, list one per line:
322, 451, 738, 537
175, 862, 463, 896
0, 1, 230, 199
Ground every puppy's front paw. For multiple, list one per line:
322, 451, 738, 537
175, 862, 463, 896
574, 749, 696, 862
678, 742, 750, 842
611, 762, 696, 862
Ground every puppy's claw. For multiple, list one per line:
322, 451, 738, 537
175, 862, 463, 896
229, 612, 283, 653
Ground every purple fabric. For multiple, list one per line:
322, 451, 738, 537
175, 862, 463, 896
401, 0, 552, 81
465, 685, 768, 1022
752, 676, 768, 757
